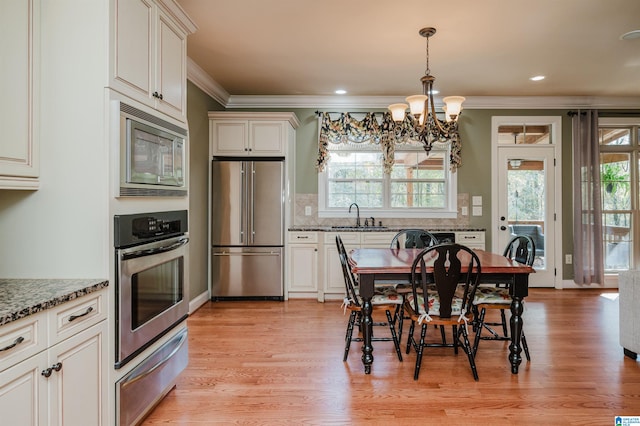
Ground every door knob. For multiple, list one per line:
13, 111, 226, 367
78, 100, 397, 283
500, 216, 506, 221
500, 226, 507, 230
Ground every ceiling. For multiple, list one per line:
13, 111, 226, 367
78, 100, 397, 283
176, 0, 640, 108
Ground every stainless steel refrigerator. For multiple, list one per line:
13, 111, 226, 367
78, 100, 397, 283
210, 158, 284, 300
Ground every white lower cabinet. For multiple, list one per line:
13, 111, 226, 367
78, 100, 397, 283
321, 232, 396, 300
0, 350, 47, 425
455, 231, 485, 250
287, 230, 484, 301
287, 232, 319, 299
0, 290, 107, 426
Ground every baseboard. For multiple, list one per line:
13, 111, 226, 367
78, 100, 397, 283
189, 290, 210, 314
560, 277, 618, 289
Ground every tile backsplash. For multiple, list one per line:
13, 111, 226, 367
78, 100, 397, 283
293, 193, 471, 228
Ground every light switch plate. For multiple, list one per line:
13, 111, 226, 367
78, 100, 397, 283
472, 196, 483, 206
472, 206, 482, 216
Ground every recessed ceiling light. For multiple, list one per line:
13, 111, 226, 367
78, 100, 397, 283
530, 75, 545, 81
335, 89, 347, 95
621, 30, 640, 40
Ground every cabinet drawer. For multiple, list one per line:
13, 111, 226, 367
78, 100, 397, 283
0, 313, 47, 373
48, 290, 107, 346
456, 232, 485, 244
288, 232, 318, 244
360, 232, 395, 246
324, 232, 359, 245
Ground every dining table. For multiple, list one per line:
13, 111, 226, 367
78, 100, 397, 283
348, 247, 535, 375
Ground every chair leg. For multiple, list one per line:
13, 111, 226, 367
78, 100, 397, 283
521, 331, 531, 361
500, 309, 508, 337
473, 307, 486, 356
343, 311, 357, 362
406, 321, 416, 354
413, 323, 428, 380
460, 324, 479, 381
396, 304, 404, 343
452, 325, 459, 354
439, 325, 447, 344
385, 309, 403, 362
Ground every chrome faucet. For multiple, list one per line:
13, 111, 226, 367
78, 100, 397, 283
348, 203, 360, 227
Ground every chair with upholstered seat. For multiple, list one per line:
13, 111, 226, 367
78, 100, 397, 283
389, 229, 439, 342
404, 243, 481, 380
390, 229, 439, 250
472, 235, 535, 360
336, 235, 404, 362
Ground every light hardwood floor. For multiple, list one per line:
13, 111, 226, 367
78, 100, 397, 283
142, 289, 640, 425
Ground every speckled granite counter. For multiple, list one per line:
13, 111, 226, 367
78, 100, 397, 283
288, 226, 485, 232
0, 279, 109, 326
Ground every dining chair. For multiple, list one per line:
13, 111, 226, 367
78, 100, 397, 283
390, 229, 440, 343
336, 235, 404, 362
404, 243, 481, 380
390, 229, 439, 250
472, 235, 535, 361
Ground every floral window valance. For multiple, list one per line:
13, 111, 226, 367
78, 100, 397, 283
315, 111, 462, 173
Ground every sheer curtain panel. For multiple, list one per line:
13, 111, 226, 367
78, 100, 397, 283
572, 110, 604, 285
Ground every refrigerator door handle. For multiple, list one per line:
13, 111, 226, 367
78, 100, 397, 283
240, 163, 247, 245
212, 251, 281, 256
249, 163, 255, 245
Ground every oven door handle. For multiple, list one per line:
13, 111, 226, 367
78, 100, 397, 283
121, 237, 189, 261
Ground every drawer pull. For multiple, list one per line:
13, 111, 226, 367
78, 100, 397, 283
297, 236, 309, 239
0, 336, 25, 352
68, 306, 94, 322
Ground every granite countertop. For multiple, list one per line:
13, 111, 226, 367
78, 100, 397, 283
0, 279, 109, 326
288, 226, 486, 232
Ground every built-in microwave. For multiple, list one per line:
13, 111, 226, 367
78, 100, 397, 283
119, 103, 188, 197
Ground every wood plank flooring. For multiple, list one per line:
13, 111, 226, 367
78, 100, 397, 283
142, 289, 640, 425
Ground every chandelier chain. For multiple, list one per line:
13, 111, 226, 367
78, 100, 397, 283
424, 34, 430, 76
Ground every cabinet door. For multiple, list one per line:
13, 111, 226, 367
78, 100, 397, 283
250, 121, 285, 156
323, 233, 359, 295
155, 9, 186, 119
48, 321, 107, 426
0, 0, 39, 187
112, 0, 154, 102
211, 120, 249, 155
0, 350, 48, 425
288, 245, 318, 293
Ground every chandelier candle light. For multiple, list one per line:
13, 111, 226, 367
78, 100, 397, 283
388, 27, 465, 154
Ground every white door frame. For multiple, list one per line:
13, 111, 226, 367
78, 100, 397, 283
491, 116, 563, 289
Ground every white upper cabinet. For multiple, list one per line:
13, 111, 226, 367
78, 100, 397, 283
0, 0, 40, 189
209, 112, 300, 157
111, 0, 196, 122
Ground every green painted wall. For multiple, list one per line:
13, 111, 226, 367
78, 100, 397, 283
284, 107, 575, 279
186, 81, 224, 303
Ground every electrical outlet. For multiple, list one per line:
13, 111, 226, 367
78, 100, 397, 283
304, 206, 312, 216
461, 206, 468, 216
565, 254, 572, 264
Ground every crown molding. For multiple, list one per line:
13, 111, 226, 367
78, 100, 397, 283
225, 95, 640, 110
186, 62, 640, 110
187, 58, 230, 107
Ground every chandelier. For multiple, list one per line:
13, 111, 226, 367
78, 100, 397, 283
388, 27, 465, 153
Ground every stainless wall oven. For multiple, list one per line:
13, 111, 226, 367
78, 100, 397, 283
114, 210, 189, 369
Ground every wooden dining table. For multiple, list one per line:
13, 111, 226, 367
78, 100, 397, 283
348, 247, 535, 375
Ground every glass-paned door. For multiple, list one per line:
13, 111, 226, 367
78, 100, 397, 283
497, 147, 555, 287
